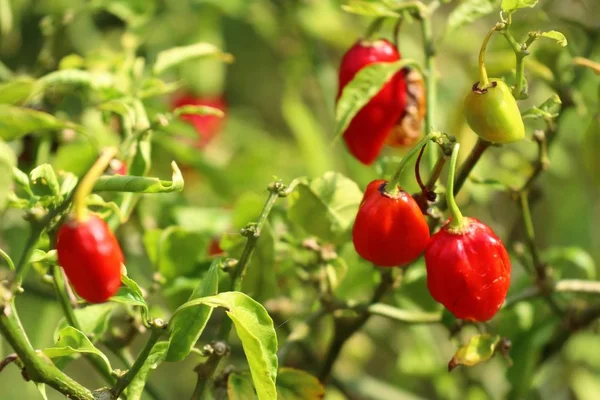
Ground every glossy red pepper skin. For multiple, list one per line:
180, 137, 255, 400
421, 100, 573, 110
56, 215, 124, 303
425, 218, 511, 321
172, 93, 227, 147
337, 40, 407, 165
352, 180, 430, 267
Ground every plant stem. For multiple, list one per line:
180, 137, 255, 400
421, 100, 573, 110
387, 132, 440, 193
519, 192, 564, 316
477, 24, 500, 89
446, 144, 466, 230
363, 17, 385, 40
112, 325, 164, 398
365, 303, 441, 323
0, 303, 93, 399
419, 11, 437, 170
74, 147, 117, 222
318, 269, 397, 381
52, 265, 116, 385
437, 138, 491, 212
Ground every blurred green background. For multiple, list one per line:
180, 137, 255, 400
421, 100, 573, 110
1, 0, 600, 399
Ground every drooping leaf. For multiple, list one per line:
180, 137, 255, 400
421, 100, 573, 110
54, 303, 117, 343
335, 59, 416, 140
127, 342, 168, 400
0, 77, 35, 104
173, 105, 224, 118
0, 140, 16, 209
540, 30, 568, 47
0, 105, 66, 141
43, 326, 112, 375
276, 368, 325, 399
501, 0, 538, 12
288, 172, 362, 244
110, 274, 148, 312
153, 43, 234, 75
175, 292, 278, 400
448, 334, 501, 371
446, 0, 500, 35
165, 261, 219, 362
341, 0, 400, 17
93, 161, 183, 193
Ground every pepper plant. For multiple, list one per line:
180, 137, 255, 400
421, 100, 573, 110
1, 0, 600, 399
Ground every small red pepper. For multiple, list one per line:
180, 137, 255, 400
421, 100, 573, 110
337, 39, 407, 165
56, 215, 124, 303
172, 93, 227, 148
425, 218, 511, 321
352, 179, 430, 267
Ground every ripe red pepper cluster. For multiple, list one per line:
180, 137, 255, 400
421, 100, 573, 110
343, 37, 513, 322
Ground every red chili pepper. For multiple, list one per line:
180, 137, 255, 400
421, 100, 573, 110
352, 179, 430, 267
56, 215, 124, 303
337, 39, 407, 165
172, 93, 227, 147
425, 218, 511, 321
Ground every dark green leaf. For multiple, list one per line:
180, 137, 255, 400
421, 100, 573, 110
0, 105, 65, 141
448, 334, 500, 371
228, 372, 256, 400
153, 43, 234, 75
93, 161, 183, 193
54, 304, 116, 343
152, 227, 209, 280
165, 261, 219, 362
288, 172, 362, 244
545, 247, 596, 280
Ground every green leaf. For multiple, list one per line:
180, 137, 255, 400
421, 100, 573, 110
127, 342, 168, 400
36, 69, 115, 93
228, 372, 256, 400
149, 227, 209, 280
446, 0, 500, 35
12, 166, 32, 196
165, 261, 219, 362
288, 172, 362, 244
276, 368, 325, 399
30, 249, 57, 275
172, 207, 231, 234
30, 164, 61, 199
93, 161, 183, 193
43, 326, 112, 375
545, 247, 596, 280
0, 140, 16, 209
153, 43, 234, 75
0, 105, 66, 141
177, 292, 278, 400
0, 77, 35, 104
501, 0, 538, 12
54, 304, 116, 343
448, 334, 500, 371
335, 59, 415, 140
110, 274, 148, 312
341, 0, 400, 17
541, 30, 568, 47
173, 105, 224, 118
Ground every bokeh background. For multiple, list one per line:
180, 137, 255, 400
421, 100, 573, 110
1, 0, 599, 399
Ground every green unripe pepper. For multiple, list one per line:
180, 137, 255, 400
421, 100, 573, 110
464, 79, 525, 144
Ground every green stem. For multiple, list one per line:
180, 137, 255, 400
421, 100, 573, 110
387, 132, 440, 194
112, 325, 164, 398
0, 303, 93, 400
419, 13, 437, 170
52, 266, 116, 385
74, 147, 117, 222
501, 29, 527, 99
477, 24, 500, 90
366, 303, 441, 323
446, 144, 466, 230
0, 248, 15, 271
363, 17, 385, 40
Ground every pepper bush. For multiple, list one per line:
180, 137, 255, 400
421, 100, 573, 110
1, 0, 600, 399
